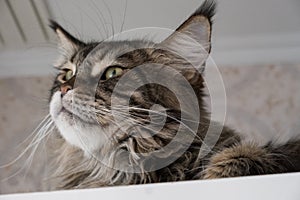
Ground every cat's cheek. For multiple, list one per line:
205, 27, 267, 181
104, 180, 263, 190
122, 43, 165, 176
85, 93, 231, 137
49, 91, 63, 119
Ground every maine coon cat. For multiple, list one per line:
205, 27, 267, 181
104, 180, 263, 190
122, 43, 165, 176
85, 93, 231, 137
48, 0, 300, 189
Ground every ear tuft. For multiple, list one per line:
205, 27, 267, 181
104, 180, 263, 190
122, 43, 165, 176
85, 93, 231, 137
49, 19, 85, 55
161, 0, 217, 71
192, 0, 216, 25
49, 19, 61, 33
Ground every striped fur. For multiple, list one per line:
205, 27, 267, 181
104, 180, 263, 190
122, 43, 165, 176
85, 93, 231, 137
48, 0, 300, 189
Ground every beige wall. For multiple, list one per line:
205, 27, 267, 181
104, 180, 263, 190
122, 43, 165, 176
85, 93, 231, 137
0, 76, 52, 193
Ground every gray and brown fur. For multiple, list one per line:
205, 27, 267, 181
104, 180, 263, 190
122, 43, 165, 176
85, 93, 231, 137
48, 0, 300, 189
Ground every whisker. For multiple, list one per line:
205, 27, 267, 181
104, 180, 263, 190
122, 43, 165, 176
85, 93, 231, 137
1, 126, 54, 182
0, 114, 54, 183
90, 0, 109, 39
111, 105, 217, 153
101, 0, 115, 37
16, 114, 52, 148
120, 0, 128, 33
91, 104, 216, 154
0, 116, 53, 169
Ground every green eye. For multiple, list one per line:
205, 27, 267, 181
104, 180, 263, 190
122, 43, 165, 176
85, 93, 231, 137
105, 67, 123, 80
65, 70, 73, 81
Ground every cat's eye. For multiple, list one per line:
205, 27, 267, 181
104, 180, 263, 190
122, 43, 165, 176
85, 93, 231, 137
103, 66, 123, 80
65, 69, 73, 81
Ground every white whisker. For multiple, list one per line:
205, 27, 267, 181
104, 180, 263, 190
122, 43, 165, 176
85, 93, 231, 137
1, 115, 55, 182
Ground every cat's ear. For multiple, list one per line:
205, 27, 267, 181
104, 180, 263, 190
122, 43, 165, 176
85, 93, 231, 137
160, 0, 215, 70
49, 20, 85, 55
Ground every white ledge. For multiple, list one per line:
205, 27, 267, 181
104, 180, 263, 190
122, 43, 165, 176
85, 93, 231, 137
1, 172, 300, 200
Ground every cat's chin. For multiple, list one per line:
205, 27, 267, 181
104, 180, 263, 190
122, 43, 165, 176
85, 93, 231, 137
50, 92, 108, 154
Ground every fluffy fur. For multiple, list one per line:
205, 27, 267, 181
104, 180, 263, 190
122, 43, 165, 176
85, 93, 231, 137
48, 0, 300, 189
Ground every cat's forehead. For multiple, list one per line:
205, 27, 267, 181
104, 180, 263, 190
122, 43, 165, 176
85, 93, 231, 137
85, 40, 153, 76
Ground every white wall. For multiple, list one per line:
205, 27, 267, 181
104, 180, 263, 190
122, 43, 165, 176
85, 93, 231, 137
0, 0, 300, 77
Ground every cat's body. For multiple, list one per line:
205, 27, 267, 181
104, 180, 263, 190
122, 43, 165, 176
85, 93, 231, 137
48, 0, 300, 189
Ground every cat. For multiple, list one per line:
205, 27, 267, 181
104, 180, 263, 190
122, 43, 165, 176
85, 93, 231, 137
48, 0, 300, 189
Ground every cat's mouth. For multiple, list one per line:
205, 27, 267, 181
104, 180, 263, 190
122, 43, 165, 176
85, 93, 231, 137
50, 92, 98, 125
59, 107, 73, 118
50, 92, 108, 153
60, 105, 99, 125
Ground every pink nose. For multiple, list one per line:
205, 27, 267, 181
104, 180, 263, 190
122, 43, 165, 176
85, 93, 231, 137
60, 85, 72, 95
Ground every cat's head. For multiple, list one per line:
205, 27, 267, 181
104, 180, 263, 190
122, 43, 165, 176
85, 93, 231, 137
49, 0, 215, 170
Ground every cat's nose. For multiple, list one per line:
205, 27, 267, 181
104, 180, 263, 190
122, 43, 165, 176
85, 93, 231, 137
60, 85, 72, 96
60, 76, 75, 96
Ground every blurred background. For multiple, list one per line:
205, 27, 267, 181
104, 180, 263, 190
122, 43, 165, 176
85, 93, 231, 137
0, 0, 300, 194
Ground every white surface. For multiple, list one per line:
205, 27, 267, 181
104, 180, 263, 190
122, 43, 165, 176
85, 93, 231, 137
1, 0, 300, 77
0, 49, 57, 78
1, 31, 300, 78
46, 0, 300, 40
0, 0, 51, 49
1, 173, 300, 200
